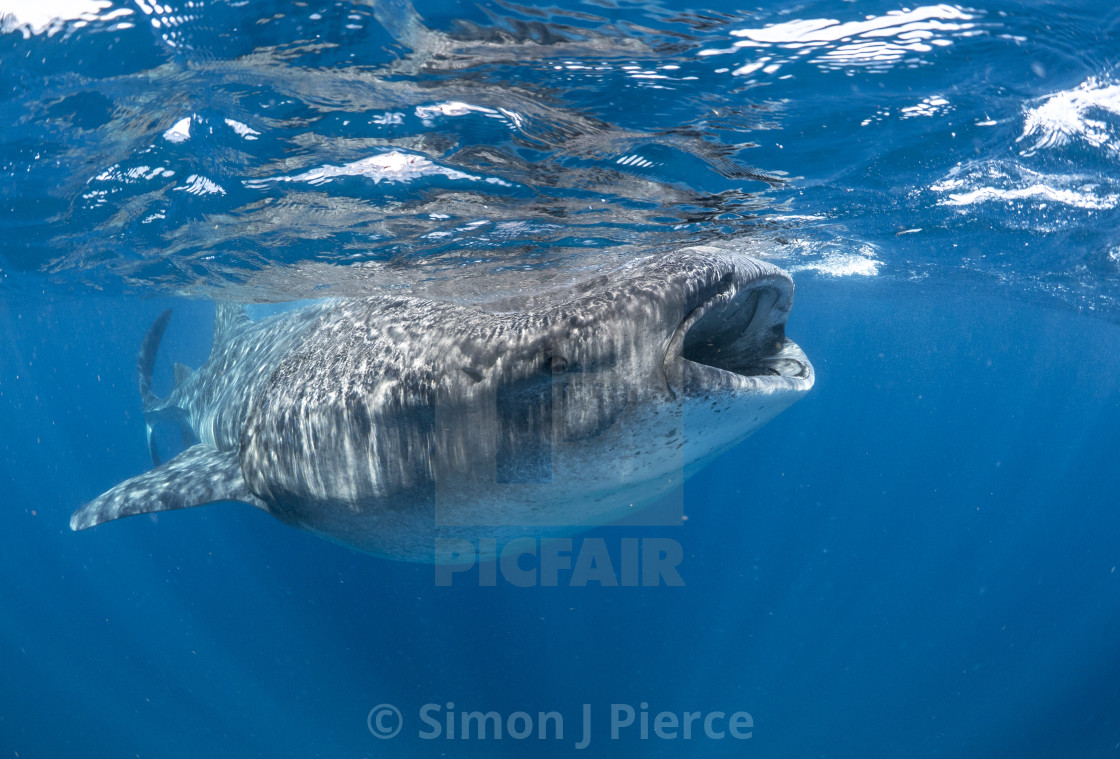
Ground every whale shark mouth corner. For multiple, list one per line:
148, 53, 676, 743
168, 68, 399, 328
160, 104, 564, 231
664, 270, 815, 397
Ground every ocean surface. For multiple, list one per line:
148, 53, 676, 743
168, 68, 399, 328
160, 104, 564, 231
3, 0, 1120, 756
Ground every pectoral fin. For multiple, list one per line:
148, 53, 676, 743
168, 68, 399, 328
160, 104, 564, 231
71, 444, 267, 531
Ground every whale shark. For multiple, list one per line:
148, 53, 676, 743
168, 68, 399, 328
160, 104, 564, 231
71, 247, 814, 560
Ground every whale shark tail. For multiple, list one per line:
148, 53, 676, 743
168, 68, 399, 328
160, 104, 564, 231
137, 310, 175, 465
138, 309, 173, 412
138, 303, 251, 465
139, 302, 249, 408
137, 310, 201, 465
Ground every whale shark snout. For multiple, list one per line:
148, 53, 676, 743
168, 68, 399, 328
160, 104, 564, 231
71, 246, 814, 560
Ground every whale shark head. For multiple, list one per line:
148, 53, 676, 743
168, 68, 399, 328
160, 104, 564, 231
517, 245, 814, 402
464, 246, 814, 464
473, 246, 813, 497
72, 245, 814, 561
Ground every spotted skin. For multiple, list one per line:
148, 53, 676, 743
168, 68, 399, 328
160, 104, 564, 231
71, 246, 814, 560
70, 446, 266, 530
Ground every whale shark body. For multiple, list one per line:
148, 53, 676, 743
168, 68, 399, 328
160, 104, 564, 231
71, 247, 814, 560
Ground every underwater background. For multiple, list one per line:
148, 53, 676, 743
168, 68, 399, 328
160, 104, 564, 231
3, 0, 1120, 755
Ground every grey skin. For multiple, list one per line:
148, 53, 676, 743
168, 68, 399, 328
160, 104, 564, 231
71, 246, 814, 561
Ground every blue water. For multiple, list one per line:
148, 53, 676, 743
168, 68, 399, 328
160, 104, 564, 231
4, 0, 1120, 756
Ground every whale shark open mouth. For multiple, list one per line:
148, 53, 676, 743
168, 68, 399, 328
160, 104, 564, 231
665, 276, 813, 395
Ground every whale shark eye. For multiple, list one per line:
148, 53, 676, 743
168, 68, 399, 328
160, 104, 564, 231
548, 356, 568, 375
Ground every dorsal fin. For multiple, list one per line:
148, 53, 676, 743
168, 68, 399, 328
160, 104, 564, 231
172, 362, 194, 389
212, 302, 251, 354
